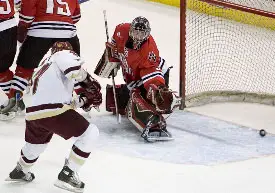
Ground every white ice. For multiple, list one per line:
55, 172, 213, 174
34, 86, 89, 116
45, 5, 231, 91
1, 0, 275, 193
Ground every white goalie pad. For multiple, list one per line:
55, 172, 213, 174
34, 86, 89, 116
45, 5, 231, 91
94, 47, 120, 78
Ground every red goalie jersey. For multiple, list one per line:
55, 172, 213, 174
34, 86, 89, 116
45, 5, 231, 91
19, 0, 81, 38
111, 23, 166, 90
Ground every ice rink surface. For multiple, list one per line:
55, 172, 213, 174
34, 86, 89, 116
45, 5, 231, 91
1, 0, 275, 192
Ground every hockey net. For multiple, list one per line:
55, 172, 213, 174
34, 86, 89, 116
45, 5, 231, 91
178, 0, 275, 107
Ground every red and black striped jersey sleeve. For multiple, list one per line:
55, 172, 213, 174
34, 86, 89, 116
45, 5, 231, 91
71, 1, 81, 24
18, 0, 37, 27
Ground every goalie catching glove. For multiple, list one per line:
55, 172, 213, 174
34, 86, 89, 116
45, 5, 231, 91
147, 84, 181, 114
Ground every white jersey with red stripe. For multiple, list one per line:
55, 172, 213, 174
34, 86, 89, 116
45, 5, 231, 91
19, 0, 81, 38
0, 0, 17, 32
30, 50, 84, 108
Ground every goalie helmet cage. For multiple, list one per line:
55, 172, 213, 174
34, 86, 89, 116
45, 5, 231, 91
179, 0, 275, 109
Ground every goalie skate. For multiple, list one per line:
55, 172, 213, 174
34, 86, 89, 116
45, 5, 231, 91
54, 160, 85, 193
5, 162, 35, 182
141, 119, 174, 142
142, 127, 173, 142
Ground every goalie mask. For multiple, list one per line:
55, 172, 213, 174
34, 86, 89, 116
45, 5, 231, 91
129, 16, 151, 49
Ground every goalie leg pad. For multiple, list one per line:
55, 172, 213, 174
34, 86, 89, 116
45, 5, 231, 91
126, 89, 173, 142
106, 84, 129, 115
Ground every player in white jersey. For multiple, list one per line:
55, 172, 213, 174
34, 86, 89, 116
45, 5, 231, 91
6, 42, 102, 193
0, 0, 82, 115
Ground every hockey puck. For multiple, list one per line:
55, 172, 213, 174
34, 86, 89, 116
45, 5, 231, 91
259, 129, 266, 137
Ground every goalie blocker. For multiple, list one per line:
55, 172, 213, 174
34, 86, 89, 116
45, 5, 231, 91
94, 42, 120, 78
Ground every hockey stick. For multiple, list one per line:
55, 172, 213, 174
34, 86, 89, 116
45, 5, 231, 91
103, 10, 121, 124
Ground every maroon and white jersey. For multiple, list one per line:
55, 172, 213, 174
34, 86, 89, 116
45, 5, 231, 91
26, 50, 84, 121
19, 0, 81, 38
0, 0, 16, 32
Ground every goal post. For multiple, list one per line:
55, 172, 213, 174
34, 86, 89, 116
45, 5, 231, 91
180, 0, 187, 110
181, 0, 275, 108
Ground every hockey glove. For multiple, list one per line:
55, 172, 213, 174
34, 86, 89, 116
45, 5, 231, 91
71, 95, 87, 109
80, 90, 102, 111
77, 73, 102, 111
94, 42, 120, 78
147, 84, 174, 114
79, 73, 101, 93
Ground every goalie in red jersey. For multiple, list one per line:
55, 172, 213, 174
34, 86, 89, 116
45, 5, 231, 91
95, 16, 180, 142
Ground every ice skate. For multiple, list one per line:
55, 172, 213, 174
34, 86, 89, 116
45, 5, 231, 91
141, 115, 173, 142
5, 162, 35, 182
0, 101, 16, 120
0, 111, 16, 121
54, 160, 85, 193
0, 91, 25, 120
142, 126, 173, 142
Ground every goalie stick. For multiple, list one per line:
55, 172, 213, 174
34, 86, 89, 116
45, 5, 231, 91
103, 10, 121, 124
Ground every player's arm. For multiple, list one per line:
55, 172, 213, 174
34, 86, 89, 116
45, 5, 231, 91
17, 0, 37, 43
71, 1, 81, 24
140, 53, 165, 90
55, 51, 102, 110
54, 51, 85, 81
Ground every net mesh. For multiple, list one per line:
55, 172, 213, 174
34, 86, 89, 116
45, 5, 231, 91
222, 0, 275, 12
185, 0, 275, 107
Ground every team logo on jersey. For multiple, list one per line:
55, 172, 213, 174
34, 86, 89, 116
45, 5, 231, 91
148, 51, 156, 62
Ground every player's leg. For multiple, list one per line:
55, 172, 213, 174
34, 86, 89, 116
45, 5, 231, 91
67, 35, 80, 56
55, 123, 98, 192
126, 88, 173, 142
1, 36, 53, 113
7, 120, 53, 182
51, 109, 98, 192
0, 27, 17, 97
25, 107, 98, 191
